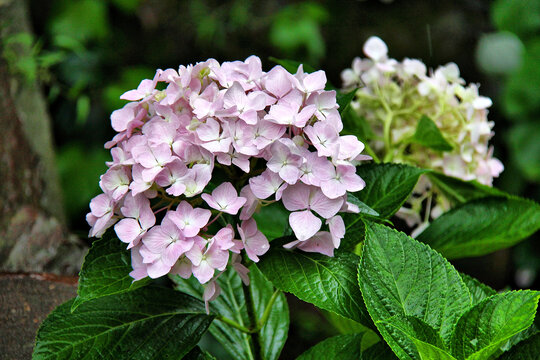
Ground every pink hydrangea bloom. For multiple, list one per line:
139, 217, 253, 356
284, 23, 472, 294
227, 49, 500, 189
87, 56, 368, 303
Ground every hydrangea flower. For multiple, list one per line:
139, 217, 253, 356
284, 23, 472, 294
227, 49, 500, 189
342, 37, 503, 234
88, 56, 368, 305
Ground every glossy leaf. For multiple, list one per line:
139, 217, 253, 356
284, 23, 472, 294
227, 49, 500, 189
258, 247, 374, 329
427, 171, 506, 205
72, 231, 149, 311
459, 273, 496, 306
341, 106, 376, 141
33, 286, 213, 360
172, 265, 289, 360
417, 196, 540, 259
359, 223, 471, 359
296, 333, 397, 360
383, 317, 456, 360
450, 291, 540, 360
355, 163, 429, 219
337, 88, 357, 115
499, 333, 540, 360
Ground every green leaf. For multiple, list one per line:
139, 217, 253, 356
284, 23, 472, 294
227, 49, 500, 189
324, 311, 372, 335
346, 193, 380, 220
416, 196, 540, 259
355, 163, 429, 219
359, 223, 472, 359
33, 286, 214, 360
459, 274, 496, 306
72, 231, 150, 311
383, 317, 457, 360
427, 172, 507, 205
249, 265, 289, 360
296, 333, 397, 360
450, 290, 540, 360
499, 333, 540, 359
340, 194, 379, 252
252, 202, 290, 241
460, 273, 539, 357
341, 106, 376, 141
411, 341, 457, 360
184, 346, 217, 360
268, 57, 316, 74
337, 88, 357, 115
411, 115, 453, 151
258, 247, 375, 330
172, 265, 289, 360
339, 218, 366, 254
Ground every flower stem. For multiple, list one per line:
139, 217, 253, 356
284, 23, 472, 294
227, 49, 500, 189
243, 282, 262, 360
257, 289, 280, 329
216, 315, 253, 333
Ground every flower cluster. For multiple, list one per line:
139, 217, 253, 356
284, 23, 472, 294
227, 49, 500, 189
88, 56, 368, 299
342, 37, 503, 233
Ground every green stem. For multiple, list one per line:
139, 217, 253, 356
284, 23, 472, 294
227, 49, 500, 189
243, 283, 262, 360
215, 289, 281, 335
216, 315, 253, 333
383, 111, 394, 162
257, 289, 280, 330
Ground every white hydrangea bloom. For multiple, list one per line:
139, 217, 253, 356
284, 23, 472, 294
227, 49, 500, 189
342, 36, 504, 231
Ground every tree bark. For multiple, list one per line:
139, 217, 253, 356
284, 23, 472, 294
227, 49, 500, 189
0, 0, 86, 274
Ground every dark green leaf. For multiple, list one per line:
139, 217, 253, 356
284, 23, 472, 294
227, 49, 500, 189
427, 171, 507, 205
459, 273, 496, 306
337, 88, 357, 115
324, 311, 372, 335
72, 230, 150, 311
450, 291, 540, 360
339, 217, 366, 254
411, 115, 453, 151
417, 196, 540, 259
296, 333, 397, 360
341, 106, 376, 141
250, 265, 289, 360
33, 286, 214, 360
172, 265, 289, 360
500, 333, 540, 360
346, 193, 380, 220
359, 223, 471, 359
340, 194, 379, 252
382, 317, 456, 360
252, 202, 290, 241
461, 273, 539, 358
184, 346, 217, 360
355, 163, 429, 219
258, 247, 375, 329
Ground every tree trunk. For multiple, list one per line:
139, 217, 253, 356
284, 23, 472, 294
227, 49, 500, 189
0, 0, 86, 274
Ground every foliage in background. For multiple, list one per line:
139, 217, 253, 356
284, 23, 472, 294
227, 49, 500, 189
475, 0, 540, 288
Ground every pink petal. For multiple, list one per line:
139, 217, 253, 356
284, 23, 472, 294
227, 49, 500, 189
309, 189, 344, 219
281, 183, 311, 211
289, 210, 322, 241
297, 231, 335, 256
303, 71, 327, 93
115, 218, 142, 245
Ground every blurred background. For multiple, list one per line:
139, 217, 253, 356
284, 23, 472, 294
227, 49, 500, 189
3, 0, 538, 357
